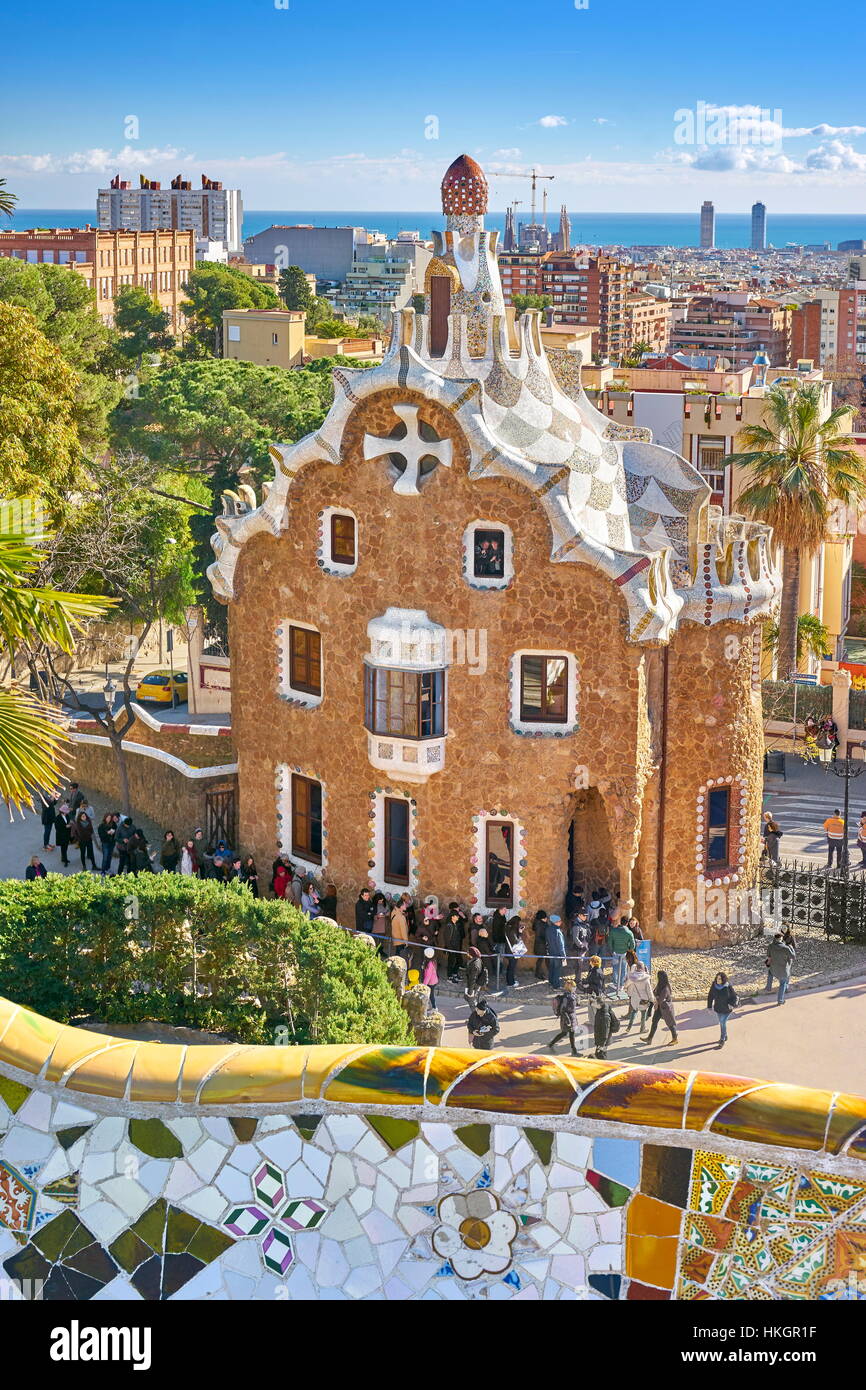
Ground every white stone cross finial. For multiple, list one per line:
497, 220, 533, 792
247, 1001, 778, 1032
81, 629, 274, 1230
363, 403, 453, 496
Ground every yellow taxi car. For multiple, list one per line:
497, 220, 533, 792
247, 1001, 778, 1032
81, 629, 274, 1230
134, 670, 189, 704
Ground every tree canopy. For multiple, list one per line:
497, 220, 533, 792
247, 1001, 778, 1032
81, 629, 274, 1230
277, 264, 315, 313
180, 262, 280, 355
114, 284, 175, 362
0, 259, 121, 449
0, 303, 83, 502
113, 356, 336, 482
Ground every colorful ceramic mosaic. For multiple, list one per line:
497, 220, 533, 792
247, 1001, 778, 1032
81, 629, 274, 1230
2, 994, 866, 1299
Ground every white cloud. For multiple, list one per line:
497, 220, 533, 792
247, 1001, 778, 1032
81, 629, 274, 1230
492, 147, 522, 159
805, 139, 866, 171
784, 123, 866, 138
593, 118, 610, 125
0, 145, 185, 175
538, 115, 568, 128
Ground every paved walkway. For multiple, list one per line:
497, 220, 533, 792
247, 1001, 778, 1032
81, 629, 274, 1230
438, 975, 866, 1094
763, 753, 866, 865
0, 795, 166, 881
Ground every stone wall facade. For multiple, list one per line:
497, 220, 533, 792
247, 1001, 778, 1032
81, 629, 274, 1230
68, 716, 237, 845
226, 385, 763, 940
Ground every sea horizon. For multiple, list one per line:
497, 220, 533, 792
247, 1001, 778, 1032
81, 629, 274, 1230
5, 207, 865, 252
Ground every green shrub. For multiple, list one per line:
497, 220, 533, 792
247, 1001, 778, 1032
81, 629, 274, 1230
0, 875, 412, 1047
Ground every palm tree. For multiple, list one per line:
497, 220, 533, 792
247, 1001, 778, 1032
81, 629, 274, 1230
726, 381, 866, 675
0, 179, 17, 219
0, 530, 110, 809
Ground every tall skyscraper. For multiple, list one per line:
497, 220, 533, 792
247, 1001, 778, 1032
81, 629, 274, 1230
558, 204, 571, 253
700, 200, 715, 249
751, 201, 767, 251
97, 174, 243, 252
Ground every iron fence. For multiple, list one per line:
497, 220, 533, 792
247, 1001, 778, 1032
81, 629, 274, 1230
760, 858, 866, 942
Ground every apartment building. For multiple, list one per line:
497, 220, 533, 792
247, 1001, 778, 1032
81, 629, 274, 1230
499, 248, 632, 360
328, 238, 431, 319
670, 292, 791, 368
98, 174, 242, 253
0, 226, 195, 330
586, 359, 853, 663
625, 291, 671, 356
241, 225, 388, 286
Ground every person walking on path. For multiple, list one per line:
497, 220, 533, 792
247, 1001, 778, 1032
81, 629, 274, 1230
503, 915, 526, 993
824, 810, 846, 868
40, 793, 57, 852
623, 950, 654, 1034
706, 971, 739, 1048
442, 908, 466, 983
608, 918, 636, 996
856, 810, 866, 868
592, 993, 620, 1059
159, 830, 180, 874
642, 970, 678, 1045
764, 931, 795, 1005
467, 995, 500, 1050
546, 914, 567, 991
548, 977, 581, 1056
25, 855, 47, 881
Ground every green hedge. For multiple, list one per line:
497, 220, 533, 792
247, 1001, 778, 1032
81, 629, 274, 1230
0, 875, 412, 1047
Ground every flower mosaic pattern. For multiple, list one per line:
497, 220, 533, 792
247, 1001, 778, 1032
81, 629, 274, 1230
0, 1160, 37, 1233
432, 1189, 518, 1280
223, 1161, 328, 1276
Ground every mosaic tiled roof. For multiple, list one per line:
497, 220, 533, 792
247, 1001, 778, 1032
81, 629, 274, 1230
208, 158, 782, 643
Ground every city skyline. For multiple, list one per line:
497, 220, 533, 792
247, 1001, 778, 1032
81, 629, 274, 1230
2, 0, 865, 212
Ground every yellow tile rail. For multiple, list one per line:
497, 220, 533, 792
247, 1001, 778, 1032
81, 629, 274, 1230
2, 995, 865, 1160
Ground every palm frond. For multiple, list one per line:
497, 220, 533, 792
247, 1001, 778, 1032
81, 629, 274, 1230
0, 687, 68, 810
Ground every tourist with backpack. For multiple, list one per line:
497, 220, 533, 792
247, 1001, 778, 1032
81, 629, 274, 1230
548, 977, 581, 1056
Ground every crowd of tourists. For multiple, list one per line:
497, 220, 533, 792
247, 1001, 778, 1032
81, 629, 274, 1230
27, 784, 798, 1058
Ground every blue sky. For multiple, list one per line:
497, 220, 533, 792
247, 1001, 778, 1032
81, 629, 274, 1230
2, 0, 865, 211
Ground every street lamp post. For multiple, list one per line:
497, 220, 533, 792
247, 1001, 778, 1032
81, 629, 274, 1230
829, 741, 866, 868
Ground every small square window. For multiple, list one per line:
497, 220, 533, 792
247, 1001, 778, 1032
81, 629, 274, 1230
227, 325, 241, 342
520, 655, 568, 723
473, 528, 506, 579
289, 626, 321, 696
330, 514, 356, 565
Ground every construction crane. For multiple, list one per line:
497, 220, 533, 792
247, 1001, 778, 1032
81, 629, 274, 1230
490, 168, 554, 224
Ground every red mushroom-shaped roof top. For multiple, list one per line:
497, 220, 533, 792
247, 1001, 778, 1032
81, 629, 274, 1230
441, 154, 488, 216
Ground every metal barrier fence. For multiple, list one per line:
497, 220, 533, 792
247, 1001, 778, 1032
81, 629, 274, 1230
760, 859, 866, 942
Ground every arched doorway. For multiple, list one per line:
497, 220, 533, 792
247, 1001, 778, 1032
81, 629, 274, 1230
567, 788, 620, 912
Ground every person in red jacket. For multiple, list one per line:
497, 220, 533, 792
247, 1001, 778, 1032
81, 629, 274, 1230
272, 863, 290, 899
